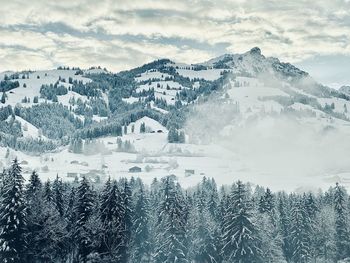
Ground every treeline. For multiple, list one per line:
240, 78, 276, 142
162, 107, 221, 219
0, 80, 20, 92
40, 83, 68, 101
0, 133, 57, 152
1, 159, 350, 262
16, 103, 83, 139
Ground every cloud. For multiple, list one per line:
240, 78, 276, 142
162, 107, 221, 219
0, 0, 349, 77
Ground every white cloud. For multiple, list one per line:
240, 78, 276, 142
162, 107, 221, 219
0, 0, 349, 76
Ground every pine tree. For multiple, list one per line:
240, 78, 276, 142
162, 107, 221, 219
314, 205, 336, 262
120, 179, 133, 262
140, 122, 146, 133
334, 183, 349, 261
290, 198, 311, 263
26, 172, 67, 262
189, 192, 221, 263
0, 159, 27, 263
277, 197, 293, 262
258, 213, 285, 263
65, 187, 78, 262
207, 187, 219, 221
43, 180, 53, 203
99, 179, 124, 260
52, 175, 64, 216
131, 184, 151, 262
1, 91, 6, 104
259, 187, 274, 213
221, 181, 261, 262
154, 177, 188, 263
76, 176, 94, 263
168, 127, 179, 143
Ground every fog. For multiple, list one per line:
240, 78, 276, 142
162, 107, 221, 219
185, 75, 350, 192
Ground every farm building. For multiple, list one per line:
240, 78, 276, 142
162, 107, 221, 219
129, 166, 142, 173
185, 169, 195, 177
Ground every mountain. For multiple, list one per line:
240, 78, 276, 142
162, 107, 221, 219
1, 48, 350, 190
339, 85, 350, 95
197, 47, 308, 79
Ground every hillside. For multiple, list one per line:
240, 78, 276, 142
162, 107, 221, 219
1, 48, 350, 191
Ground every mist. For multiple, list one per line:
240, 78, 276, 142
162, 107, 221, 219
185, 74, 350, 192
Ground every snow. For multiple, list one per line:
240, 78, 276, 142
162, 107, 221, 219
3, 53, 350, 193
137, 80, 185, 92
227, 82, 288, 114
92, 115, 108, 122
122, 97, 142, 104
126, 116, 167, 134
317, 97, 350, 117
135, 79, 189, 105
84, 68, 107, 74
235, 77, 262, 87
176, 68, 224, 81
57, 91, 88, 108
0, 71, 14, 80
135, 70, 171, 82
10, 116, 48, 140
150, 101, 169, 114
1, 69, 92, 108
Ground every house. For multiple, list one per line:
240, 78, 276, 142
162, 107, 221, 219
129, 166, 142, 173
185, 169, 195, 177
67, 172, 78, 178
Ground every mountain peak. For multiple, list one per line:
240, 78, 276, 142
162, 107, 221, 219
249, 47, 262, 56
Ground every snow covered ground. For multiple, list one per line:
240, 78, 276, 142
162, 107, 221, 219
1, 69, 91, 108
176, 68, 224, 81
1, 113, 349, 193
135, 70, 171, 82
8, 116, 48, 140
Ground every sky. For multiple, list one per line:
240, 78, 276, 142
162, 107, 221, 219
0, 0, 350, 88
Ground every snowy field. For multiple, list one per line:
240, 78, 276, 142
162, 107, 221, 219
2, 113, 350, 193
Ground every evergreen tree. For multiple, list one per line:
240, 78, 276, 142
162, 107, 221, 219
154, 177, 188, 263
277, 197, 293, 262
221, 181, 261, 262
259, 187, 274, 213
258, 213, 285, 263
290, 198, 311, 263
334, 183, 349, 261
168, 127, 179, 143
140, 122, 146, 133
65, 187, 78, 262
76, 176, 94, 263
43, 180, 53, 203
26, 172, 67, 262
131, 184, 151, 262
314, 205, 336, 262
0, 159, 27, 263
189, 194, 221, 263
52, 175, 64, 216
99, 179, 124, 260
120, 179, 133, 262
1, 91, 6, 104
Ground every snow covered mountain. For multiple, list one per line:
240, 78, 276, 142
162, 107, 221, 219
1, 48, 350, 191
339, 85, 350, 95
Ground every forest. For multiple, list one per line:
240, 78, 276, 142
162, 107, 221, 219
0, 159, 349, 263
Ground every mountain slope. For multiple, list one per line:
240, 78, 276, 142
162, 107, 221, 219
1, 48, 350, 190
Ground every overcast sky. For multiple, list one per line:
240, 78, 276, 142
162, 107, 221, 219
1, 0, 350, 87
